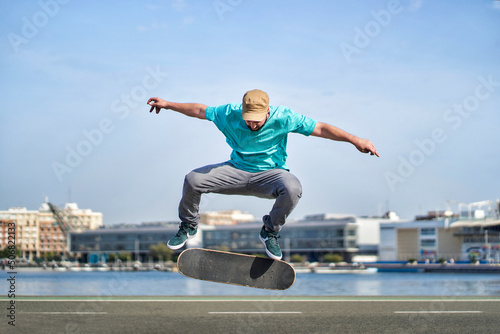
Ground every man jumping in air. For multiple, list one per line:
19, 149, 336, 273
148, 89, 379, 260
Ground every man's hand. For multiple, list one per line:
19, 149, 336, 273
147, 97, 168, 114
147, 97, 208, 119
311, 122, 380, 157
353, 138, 380, 157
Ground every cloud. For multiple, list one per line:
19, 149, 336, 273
182, 16, 195, 26
136, 22, 168, 33
408, 0, 424, 12
171, 0, 188, 12
147, 4, 165, 11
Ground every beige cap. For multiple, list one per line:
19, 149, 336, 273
242, 89, 269, 121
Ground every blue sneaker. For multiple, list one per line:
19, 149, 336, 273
259, 225, 282, 260
167, 223, 198, 250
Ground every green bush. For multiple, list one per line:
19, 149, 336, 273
118, 252, 132, 261
323, 253, 343, 263
107, 253, 117, 262
290, 254, 306, 263
149, 243, 174, 261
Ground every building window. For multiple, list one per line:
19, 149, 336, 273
420, 239, 436, 247
420, 228, 436, 236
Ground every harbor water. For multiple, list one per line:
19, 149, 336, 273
9, 269, 500, 296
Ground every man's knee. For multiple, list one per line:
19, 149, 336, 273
184, 170, 202, 190
281, 174, 302, 200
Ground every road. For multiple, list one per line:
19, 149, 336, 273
3, 296, 500, 333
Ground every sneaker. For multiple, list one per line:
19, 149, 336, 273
259, 225, 282, 260
167, 223, 198, 250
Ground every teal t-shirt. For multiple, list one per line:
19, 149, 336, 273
205, 103, 317, 172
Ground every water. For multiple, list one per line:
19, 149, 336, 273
9, 270, 500, 296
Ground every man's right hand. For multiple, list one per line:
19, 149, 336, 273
147, 97, 168, 114
147, 97, 208, 119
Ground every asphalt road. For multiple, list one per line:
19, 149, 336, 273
4, 296, 500, 334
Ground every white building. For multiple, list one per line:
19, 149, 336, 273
379, 201, 500, 262
0, 203, 103, 259
200, 210, 255, 225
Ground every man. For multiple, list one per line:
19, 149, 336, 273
147, 89, 379, 260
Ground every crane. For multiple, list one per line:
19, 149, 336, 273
45, 201, 88, 259
46, 202, 80, 233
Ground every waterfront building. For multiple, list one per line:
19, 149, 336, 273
200, 210, 255, 225
70, 222, 181, 262
0, 219, 16, 253
0, 203, 103, 259
70, 212, 402, 262
202, 213, 402, 262
0, 207, 38, 259
379, 200, 500, 262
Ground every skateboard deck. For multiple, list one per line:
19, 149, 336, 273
177, 248, 296, 290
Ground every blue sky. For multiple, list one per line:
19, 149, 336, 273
1, 0, 499, 224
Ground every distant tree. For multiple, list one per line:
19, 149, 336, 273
149, 243, 173, 261
290, 254, 306, 263
107, 253, 118, 262
217, 244, 230, 252
323, 253, 343, 263
45, 252, 55, 261
1, 245, 21, 259
118, 251, 132, 262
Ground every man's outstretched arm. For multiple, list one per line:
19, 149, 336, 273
311, 122, 380, 157
147, 97, 207, 120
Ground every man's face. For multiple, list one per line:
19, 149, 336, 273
245, 111, 270, 132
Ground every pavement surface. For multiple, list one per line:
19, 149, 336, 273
3, 296, 500, 334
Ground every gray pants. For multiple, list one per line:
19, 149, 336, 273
178, 162, 302, 232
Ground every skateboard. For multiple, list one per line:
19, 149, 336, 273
177, 248, 296, 290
